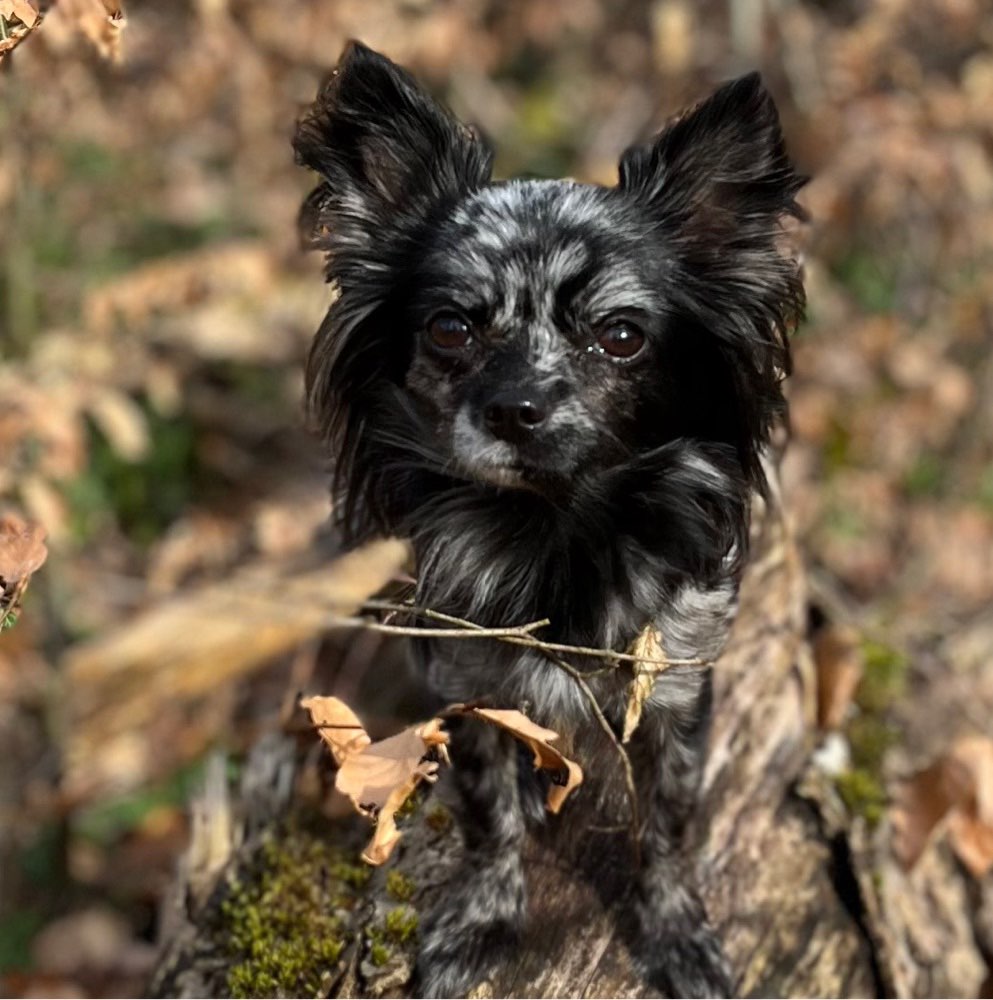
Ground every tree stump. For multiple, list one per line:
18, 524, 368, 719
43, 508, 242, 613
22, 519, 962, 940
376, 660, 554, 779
148, 493, 989, 999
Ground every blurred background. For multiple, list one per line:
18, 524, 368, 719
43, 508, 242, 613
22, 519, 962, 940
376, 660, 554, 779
1, 0, 992, 995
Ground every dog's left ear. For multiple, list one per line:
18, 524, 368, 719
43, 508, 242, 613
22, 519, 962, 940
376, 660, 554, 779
620, 74, 806, 484
618, 73, 805, 347
618, 72, 805, 250
294, 41, 493, 258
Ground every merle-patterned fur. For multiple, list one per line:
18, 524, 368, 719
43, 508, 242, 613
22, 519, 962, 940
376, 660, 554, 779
295, 41, 805, 999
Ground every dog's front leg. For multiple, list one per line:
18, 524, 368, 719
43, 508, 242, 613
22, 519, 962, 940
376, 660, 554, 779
417, 716, 526, 998
630, 665, 732, 998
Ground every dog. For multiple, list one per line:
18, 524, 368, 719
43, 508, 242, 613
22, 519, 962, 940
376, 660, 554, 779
294, 41, 805, 998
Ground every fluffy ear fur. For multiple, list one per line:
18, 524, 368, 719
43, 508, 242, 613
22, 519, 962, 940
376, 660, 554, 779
618, 72, 806, 486
293, 40, 493, 260
294, 42, 492, 538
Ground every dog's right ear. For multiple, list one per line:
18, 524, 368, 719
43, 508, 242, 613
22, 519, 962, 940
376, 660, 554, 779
294, 42, 493, 257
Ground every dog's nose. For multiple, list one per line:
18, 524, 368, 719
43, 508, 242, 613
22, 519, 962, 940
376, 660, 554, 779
483, 391, 548, 443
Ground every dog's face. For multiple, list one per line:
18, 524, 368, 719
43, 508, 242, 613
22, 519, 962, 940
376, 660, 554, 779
295, 42, 804, 534
404, 183, 670, 492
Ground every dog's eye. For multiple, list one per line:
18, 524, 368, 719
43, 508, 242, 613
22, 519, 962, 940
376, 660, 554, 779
427, 312, 472, 352
595, 321, 645, 360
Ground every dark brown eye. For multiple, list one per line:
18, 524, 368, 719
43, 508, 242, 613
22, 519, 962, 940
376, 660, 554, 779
427, 312, 472, 352
596, 321, 645, 360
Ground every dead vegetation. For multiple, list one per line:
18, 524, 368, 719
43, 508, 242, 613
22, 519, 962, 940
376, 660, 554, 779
1, 0, 992, 996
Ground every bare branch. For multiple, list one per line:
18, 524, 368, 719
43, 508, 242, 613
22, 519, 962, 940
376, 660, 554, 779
358, 599, 710, 669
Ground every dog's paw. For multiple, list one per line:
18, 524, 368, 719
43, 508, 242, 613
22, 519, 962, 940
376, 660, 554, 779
416, 916, 520, 998
637, 920, 733, 999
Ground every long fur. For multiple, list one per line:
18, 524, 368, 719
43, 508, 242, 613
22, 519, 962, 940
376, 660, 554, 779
295, 41, 805, 999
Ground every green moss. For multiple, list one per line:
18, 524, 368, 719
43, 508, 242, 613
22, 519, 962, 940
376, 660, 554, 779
368, 942, 390, 967
329, 858, 372, 890
857, 639, 908, 713
364, 904, 418, 969
834, 636, 908, 829
834, 768, 886, 827
385, 869, 416, 903
847, 713, 898, 774
383, 906, 418, 944
219, 831, 355, 999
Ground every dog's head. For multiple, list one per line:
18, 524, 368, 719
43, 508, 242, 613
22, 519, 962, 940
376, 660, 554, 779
295, 42, 805, 538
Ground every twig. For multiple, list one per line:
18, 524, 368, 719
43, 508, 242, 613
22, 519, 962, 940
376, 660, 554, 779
539, 649, 642, 864
360, 598, 642, 858
359, 599, 709, 669
329, 616, 551, 640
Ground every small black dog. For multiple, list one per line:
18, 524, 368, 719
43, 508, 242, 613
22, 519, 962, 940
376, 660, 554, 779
295, 42, 804, 998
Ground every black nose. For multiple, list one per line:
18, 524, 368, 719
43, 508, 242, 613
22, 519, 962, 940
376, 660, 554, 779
483, 391, 548, 443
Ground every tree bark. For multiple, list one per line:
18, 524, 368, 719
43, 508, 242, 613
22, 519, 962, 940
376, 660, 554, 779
148, 494, 989, 999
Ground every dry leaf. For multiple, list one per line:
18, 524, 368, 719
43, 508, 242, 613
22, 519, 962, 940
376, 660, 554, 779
948, 810, 993, 878
302, 696, 450, 864
892, 756, 954, 870
361, 785, 408, 865
813, 624, 864, 730
300, 695, 370, 766
83, 242, 274, 336
0, 0, 38, 27
458, 706, 583, 813
622, 626, 669, 743
892, 735, 993, 877
335, 719, 449, 814
0, 12, 36, 58
304, 697, 582, 864
45, 0, 126, 61
946, 736, 993, 877
0, 513, 48, 594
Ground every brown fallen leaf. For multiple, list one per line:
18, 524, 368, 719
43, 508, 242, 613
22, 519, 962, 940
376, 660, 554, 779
83, 242, 274, 337
303, 696, 584, 862
948, 810, 993, 879
0, 4, 37, 61
352, 721, 450, 865
622, 626, 669, 743
892, 756, 953, 870
0, 513, 48, 591
0, 514, 48, 626
335, 718, 449, 814
301, 696, 450, 865
892, 735, 993, 877
813, 624, 863, 730
299, 695, 370, 766
42, 0, 126, 62
947, 736, 993, 878
457, 706, 583, 813
0, 0, 38, 28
